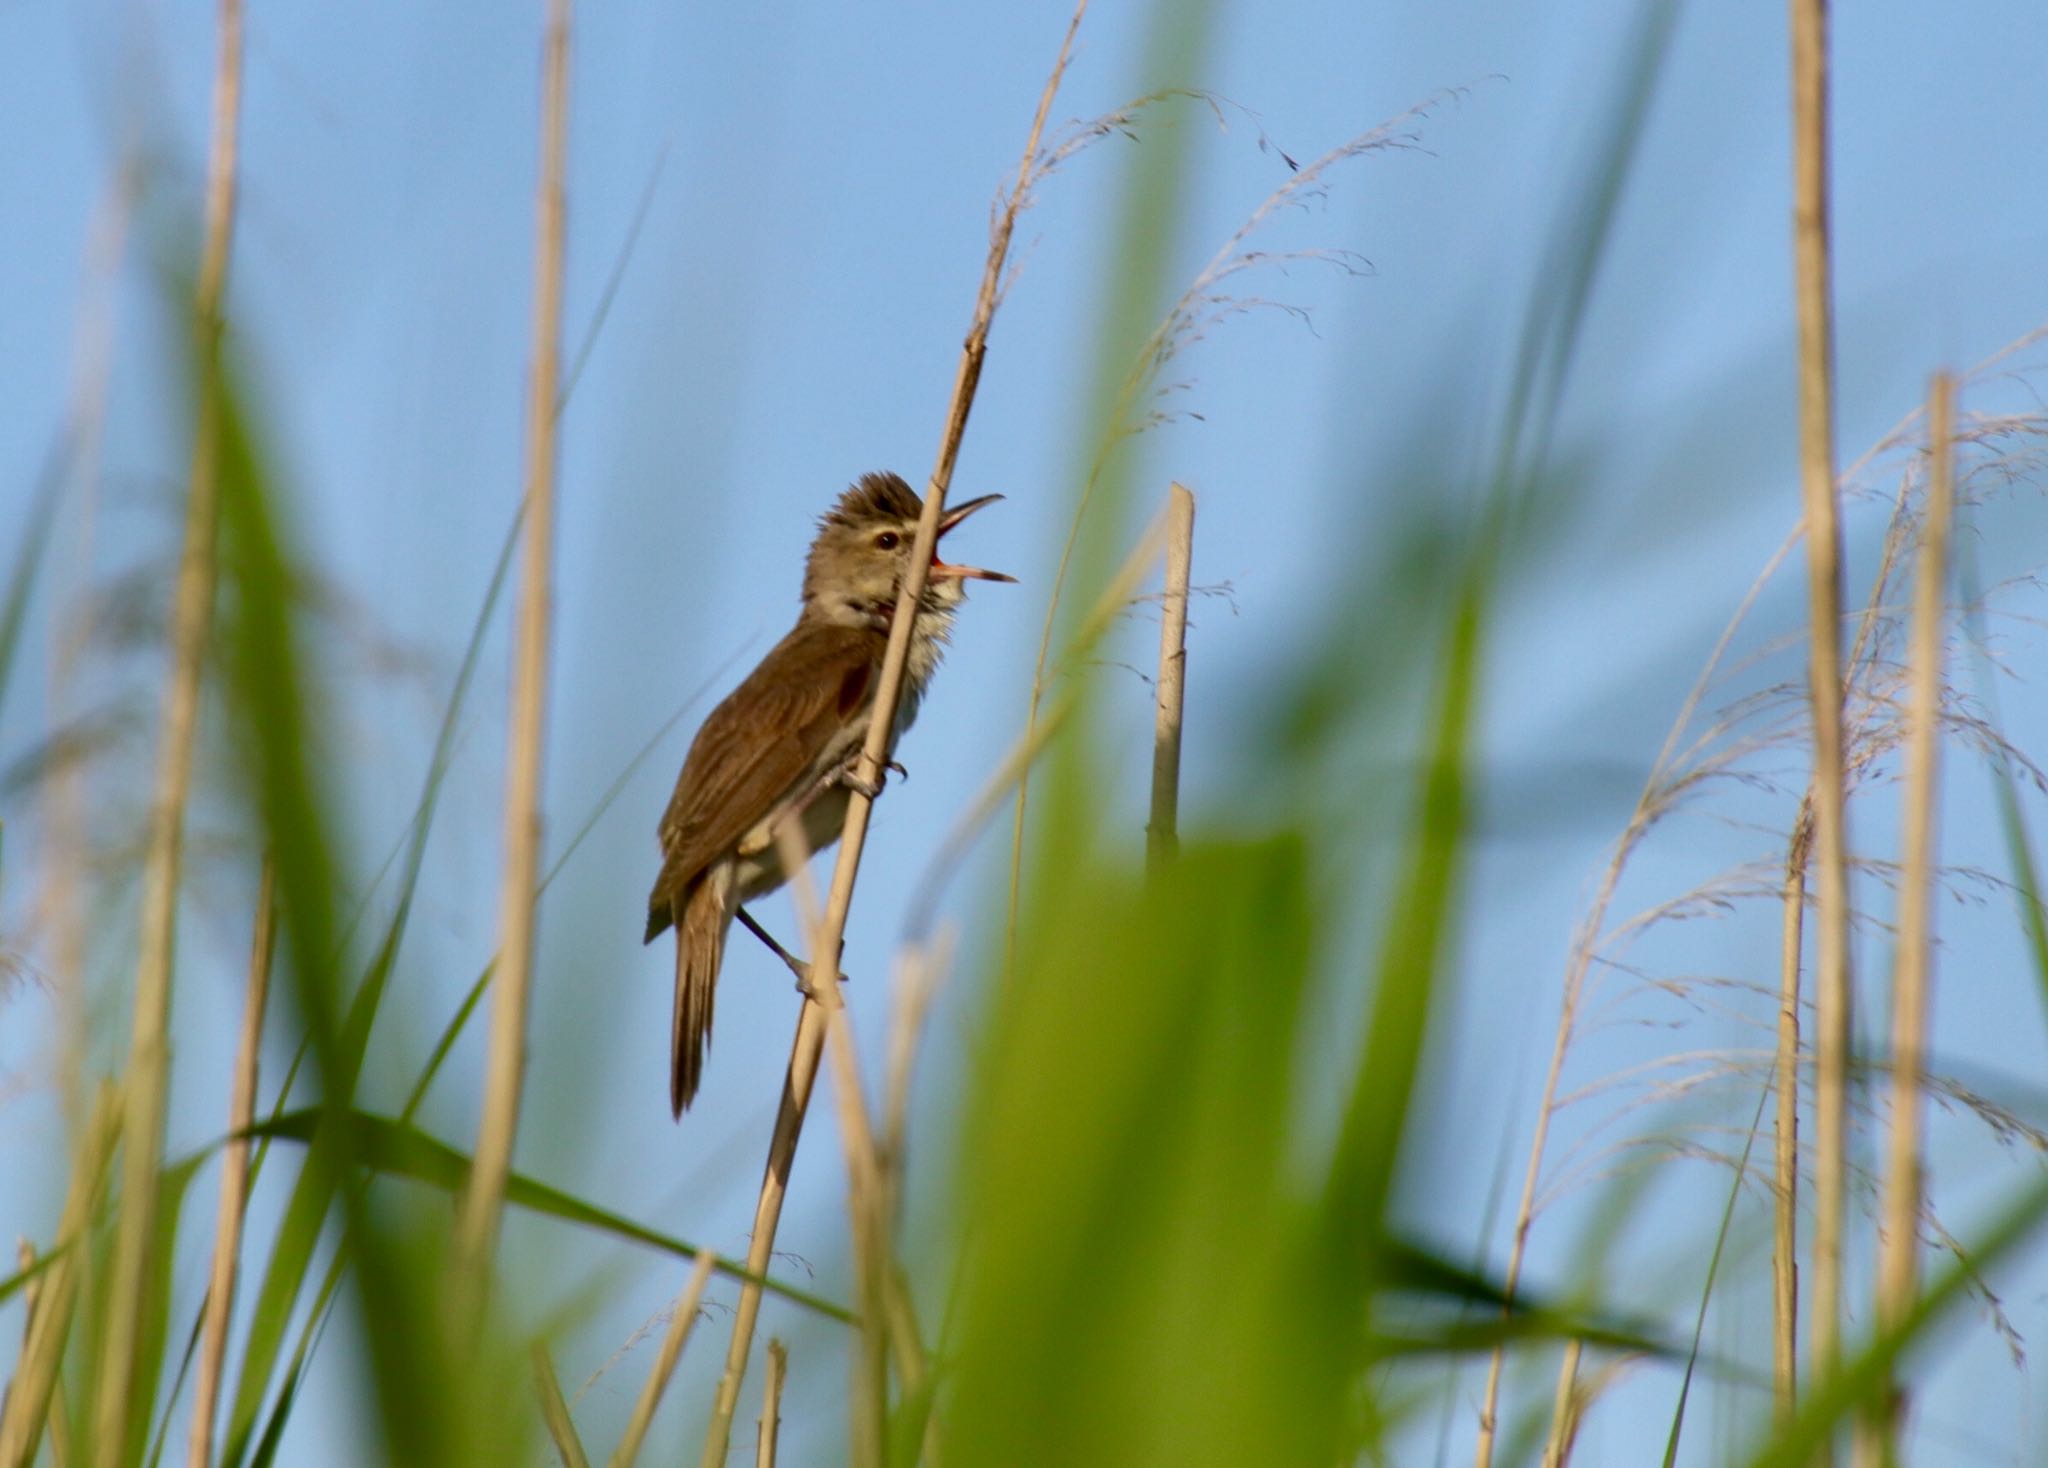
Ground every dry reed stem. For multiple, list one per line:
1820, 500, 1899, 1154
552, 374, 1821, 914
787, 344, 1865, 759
755, 1340, 787, 1468
769, 820, 893, 1468
534, 1346, 592, 1468
1, 1087, 119, 1468
10, 1242, 70, 1468
1863, 372, 1954, 1465
609, 1251, 717, 1468
904, 513, 1170, 941
1774, 810, 1811, 1421
1539, 1338, 1582, 1468
1145, 483, 1194, 871
185, 857, 276, 1468
693, 5, 1090, 1460
41, 153, 139, 1141
1790, 0, 1850, 1421
456, 0, 571, 1282
94, 4, 242, 1456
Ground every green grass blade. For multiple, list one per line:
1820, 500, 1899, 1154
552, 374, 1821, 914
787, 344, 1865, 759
0, 454, 62, 731
1662, 1081, 1773, 1467
240, 1108, 853, 1323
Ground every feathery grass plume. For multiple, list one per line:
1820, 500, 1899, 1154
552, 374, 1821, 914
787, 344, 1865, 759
1476, 334, 2048, 1455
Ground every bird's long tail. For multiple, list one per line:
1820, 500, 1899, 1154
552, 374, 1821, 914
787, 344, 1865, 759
672, 863, 734, 1116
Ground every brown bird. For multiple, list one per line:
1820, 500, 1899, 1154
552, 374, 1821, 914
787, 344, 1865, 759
644, 472, 1013, 1115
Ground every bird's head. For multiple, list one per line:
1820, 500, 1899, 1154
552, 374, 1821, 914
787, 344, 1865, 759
802, 471, 1013, 631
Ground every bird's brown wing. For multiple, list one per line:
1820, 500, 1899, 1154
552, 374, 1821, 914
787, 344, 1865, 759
644, 621, 885, 941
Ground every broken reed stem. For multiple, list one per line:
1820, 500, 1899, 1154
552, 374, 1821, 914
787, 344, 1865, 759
94, 3, 242, 1457
1539, 1338, 1583, 1468
185, 857, 276, 1468
694, 5, 1090, 1462
1775, 808, 1812, 1422
756, 1340, 787, 1468
610, 1251, 717, 1468
456, 0, 570, 1283
1863, 372, 1954, 1463
1145, 483, 1194, 873
1, 1087, 119, 1468
533, 1346, 593, 1468
1790, 0, 1850, 1431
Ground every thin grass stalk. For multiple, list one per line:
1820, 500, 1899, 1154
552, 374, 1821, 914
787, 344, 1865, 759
609, 1251, 717, 1468
533, 1346, 592, 1468
456, 0, 571, 1282
42, 153, 138, 1144
769, 823, 893, 1468
694, 6, 1090, 1461
94, 5, 242, 1457
1775, 809, 1812, 1422
1145, 483, 1194, 873
1860, 372, 1954, 1465
10, 1243, 70, 1468
755, 1340, 787, 1468
1540, 1339, 1583, 1468
1, 1087, 119, 1468
1789, 0, 1850, 1431
184, 858, 276, 1468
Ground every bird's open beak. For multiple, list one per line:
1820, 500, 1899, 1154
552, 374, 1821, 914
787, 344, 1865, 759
930, 493, 1016, 582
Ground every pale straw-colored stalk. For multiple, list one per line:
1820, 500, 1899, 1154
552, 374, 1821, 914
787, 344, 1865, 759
693, 6, 1091, 1461
1858, 373, 1954, 1466
756, 1340, 788, 1468
609, 1251, 716, 1468
94, 3, 242, 1456
1145, 483, 1195, 872
456, 0, 571, 1282
1789, 0, 1850, 1432
1774, 809, 1812, 1421
185, 858, 276, 1468
1, 1086, 119, 1468
1540, 1338, 1583, 1468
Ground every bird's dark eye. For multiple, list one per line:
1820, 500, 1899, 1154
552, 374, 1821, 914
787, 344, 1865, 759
875, 531, 900, 550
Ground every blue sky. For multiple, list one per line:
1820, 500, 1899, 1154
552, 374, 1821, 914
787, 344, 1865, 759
4, 0, 2048, 1462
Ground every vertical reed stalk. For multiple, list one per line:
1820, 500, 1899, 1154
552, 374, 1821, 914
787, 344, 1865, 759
694, 7, 1089, 1461
609, 1251, 716, 1468
2, 1087, 119, 1468
43, 155, 138, 1141
1145, 483, 1194, 873
1789, 0, 1850, 1436
1540, 1339, 1583, 1468
1775, 809, 1812, 1421
185, 858, 276, 1468
1860, 372, 1954, 1464
769, 824, 895, 1468
456, 0, 571, 1281
10, 1243, 71, 1468
756, 1340, 787, 1468
1146, 481, 1196, 872
94, 4, 242, 1457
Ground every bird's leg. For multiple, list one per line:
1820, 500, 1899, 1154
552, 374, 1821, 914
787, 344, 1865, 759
735, 906, 850, 996
832, 751, 907, 803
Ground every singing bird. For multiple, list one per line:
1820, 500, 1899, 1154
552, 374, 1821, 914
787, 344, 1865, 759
644, 472, 1013, 1115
